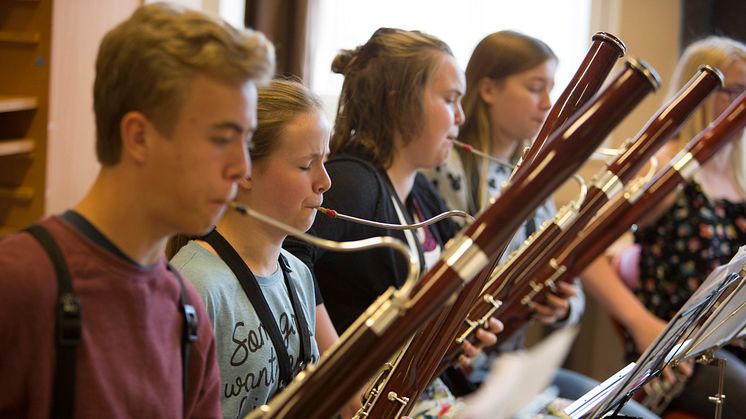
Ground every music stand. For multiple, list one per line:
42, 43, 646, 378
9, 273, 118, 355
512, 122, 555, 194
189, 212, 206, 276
666, 252, 746, 419
563, 248, 746, 419
676, 249, 746, 361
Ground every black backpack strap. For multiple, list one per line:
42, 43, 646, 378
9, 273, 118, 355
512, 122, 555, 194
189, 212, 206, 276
25, 225, 81, 419
203, 228, 299, 390
168, 264, 198, 418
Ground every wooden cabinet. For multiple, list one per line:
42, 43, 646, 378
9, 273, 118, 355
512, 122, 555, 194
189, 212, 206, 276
0, 0, 52, 236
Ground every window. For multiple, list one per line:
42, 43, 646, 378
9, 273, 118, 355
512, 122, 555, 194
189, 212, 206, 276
310, 0, 592, 117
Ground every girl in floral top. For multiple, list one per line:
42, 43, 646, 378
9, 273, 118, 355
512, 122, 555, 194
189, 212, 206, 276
613, 36, 746, 418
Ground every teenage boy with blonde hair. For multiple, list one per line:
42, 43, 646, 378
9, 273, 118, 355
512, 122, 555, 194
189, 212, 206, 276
0, 3, 274, 418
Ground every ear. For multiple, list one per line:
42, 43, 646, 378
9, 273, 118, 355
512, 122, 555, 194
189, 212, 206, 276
478, 77, 498, 105
119, 111, 152, 165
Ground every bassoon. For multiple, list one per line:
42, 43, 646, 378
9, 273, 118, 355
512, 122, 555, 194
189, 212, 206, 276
445, 65, 723, 356
493, 89, 746, 362
245, 56, 659, 419
520, 32, 625, 171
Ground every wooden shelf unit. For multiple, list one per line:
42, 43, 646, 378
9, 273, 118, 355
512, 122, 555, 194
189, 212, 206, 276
0, 0, 52, 236
0, 186, 34, 201
0, 138, 34, 156
0, 95, 38, 113
0, 30, 41, 44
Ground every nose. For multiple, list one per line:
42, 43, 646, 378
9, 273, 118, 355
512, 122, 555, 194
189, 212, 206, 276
315, 163, 332, 194
228, 140, 251, 181
455, 100, 465, 126
540, 90, 552, 111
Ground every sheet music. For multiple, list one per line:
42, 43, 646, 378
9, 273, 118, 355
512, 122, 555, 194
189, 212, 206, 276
679, 245, 746, 313
682, 261, 746, 358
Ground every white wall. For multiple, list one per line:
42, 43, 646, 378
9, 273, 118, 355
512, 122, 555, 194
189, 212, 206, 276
45, 0, 140, 214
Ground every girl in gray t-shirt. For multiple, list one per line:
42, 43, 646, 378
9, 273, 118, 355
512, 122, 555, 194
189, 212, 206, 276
168, 79, 334, 418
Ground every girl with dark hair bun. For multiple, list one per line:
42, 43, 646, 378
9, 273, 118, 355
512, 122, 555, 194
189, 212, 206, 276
284, 27, 502, 417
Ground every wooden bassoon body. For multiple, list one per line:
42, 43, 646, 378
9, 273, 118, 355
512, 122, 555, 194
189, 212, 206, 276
494, 88, 746, 364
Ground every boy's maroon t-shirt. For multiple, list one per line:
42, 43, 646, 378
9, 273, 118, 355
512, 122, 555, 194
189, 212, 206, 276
0, 216, 221, 418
